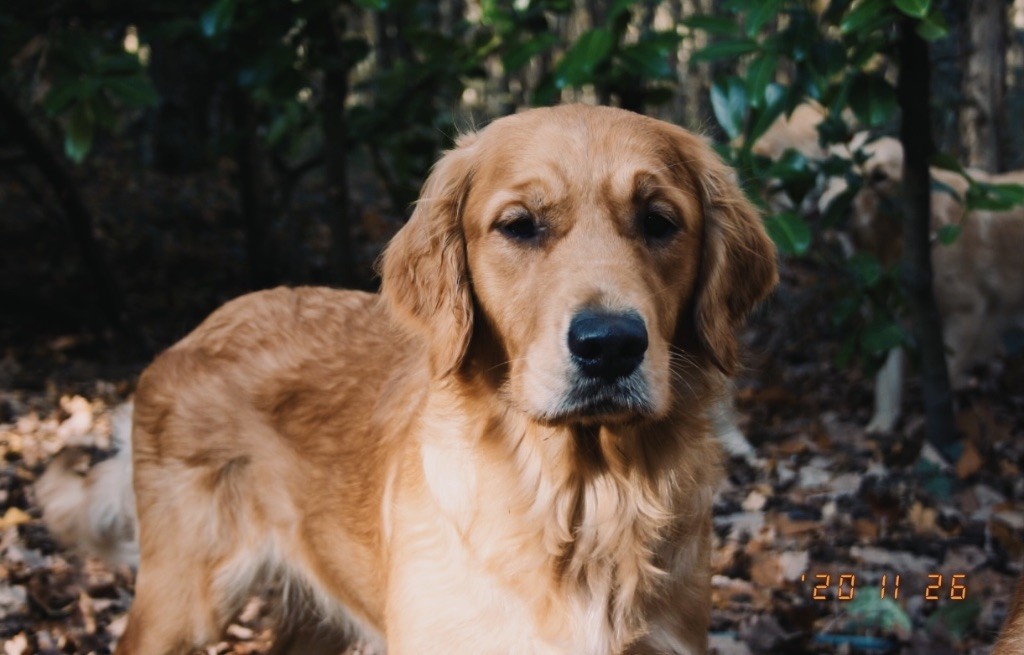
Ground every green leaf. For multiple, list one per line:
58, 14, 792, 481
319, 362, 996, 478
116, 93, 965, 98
503, 34, 557, 73
837, 333, 857, 368
916, 8, 949, 41
816, 115, 851, 148
617, 33, 682, 80
823, 0, 856, 25
266, 118, 292, 149
691, 38, 759, 63
745, 0, 782, 37
967, 182, 1024, 211
832, 295, 862, 326
554, 28, 614, 88
201, 0, 238, 38
97, 54, 144, 75
937, 224, 962, 245
850, 32, 889, 68
849, 74, 897, 127
65, 102, 95, 164
44, 80, 87, 115
353, 0, 388, 8
849, 252, 882, 287
480, 0, 513, 29
915, 457, 956, 498
746, 83, 786, 145
90, 95, 118, 130
745, 53, 778, 108
822, 181, 858, 226
104, 76, 159, 108
532, 74, 558, 106
766, 148, 811, 181
608, 0, 641, 23
679, 14, 738, 37
926, 597, 981, 641
930, 152, 966, 175
893, 0, 930, 19
809, 39, 849, 79
846, 590, 913, 634
862, 320, 905, 355
840, 0, 888, 35
710, 77, 748, 140
765, 211, 812, 256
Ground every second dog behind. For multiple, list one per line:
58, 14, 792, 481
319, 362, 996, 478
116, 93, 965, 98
850, 137, 1024, 432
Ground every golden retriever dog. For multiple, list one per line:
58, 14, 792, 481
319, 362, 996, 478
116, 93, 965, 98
994, 574, 1024, 654
849, 137, 1024, 432
36, 104, 777, 655
750, 102, 829, 163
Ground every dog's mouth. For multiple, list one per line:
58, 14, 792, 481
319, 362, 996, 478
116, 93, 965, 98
545, 376, 656, 424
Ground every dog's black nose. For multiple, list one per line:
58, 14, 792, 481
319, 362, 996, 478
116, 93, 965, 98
568, 310, 648, 380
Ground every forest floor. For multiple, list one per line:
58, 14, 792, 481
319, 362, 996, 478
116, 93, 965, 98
2, 162, 1024, 654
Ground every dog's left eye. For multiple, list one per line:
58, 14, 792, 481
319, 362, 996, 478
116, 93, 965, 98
642, 210, 679, 241
499, 214, 541, 242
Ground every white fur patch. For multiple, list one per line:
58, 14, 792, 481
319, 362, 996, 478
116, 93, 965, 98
419, 398, 477, 528
867, 346, 904, 433
380, 461, 400, 546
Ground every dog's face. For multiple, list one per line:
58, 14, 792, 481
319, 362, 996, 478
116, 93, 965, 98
851, 137, 905, 265
382, 105, 777, 425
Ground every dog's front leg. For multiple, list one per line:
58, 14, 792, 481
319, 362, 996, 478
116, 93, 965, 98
866, 346, 904, 433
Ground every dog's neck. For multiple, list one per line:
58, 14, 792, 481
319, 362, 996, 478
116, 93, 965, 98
425, 379, 718, 647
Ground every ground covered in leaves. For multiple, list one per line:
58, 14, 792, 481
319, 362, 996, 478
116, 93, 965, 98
2, 258, 1024, 655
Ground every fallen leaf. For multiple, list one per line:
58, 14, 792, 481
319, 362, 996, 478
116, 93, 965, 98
3, 633, 28, 655
0, 507, 31, 530
741, 489, 768, 512
845, 590, 913, 639
778, 551, 809, 582
955, 441, 984, 479
909, 501, 940, 536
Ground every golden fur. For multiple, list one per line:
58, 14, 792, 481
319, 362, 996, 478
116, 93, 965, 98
851, 137, 1024, 386
994, 575, 1024, 654
39, 105, 777, 655
750, 102, 829, 162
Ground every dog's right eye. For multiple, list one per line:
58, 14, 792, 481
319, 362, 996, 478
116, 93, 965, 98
499, 215, 540, 241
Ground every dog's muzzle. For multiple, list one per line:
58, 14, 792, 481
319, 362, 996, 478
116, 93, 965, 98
567, 310, 648, 380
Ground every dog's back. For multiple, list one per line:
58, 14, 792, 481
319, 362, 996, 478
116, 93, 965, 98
127, 287, 410, 652
930, 169, 1024, 380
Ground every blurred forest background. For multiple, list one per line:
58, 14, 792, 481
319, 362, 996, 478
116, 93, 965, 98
4, 0, 1024, 653
2, 0, 1022, 376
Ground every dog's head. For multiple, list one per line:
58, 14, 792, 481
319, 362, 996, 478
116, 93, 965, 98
849, 137, 906, 266
381, 105, 777, 425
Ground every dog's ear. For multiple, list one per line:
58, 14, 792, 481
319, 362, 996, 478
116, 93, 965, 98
670, 128, 779, 375
379, 133, 478, 379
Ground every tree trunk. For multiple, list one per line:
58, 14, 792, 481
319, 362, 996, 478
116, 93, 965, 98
960, 0, 1007, 171
677, 0, 705, 128
897, 18, 958, 454
616, 0, 657, 113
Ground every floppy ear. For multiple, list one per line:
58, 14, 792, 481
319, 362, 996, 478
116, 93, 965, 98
674, 129, 779, 374
379, 133, 478, 378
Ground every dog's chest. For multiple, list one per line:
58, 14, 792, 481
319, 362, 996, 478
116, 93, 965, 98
416, 435, 670, 652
